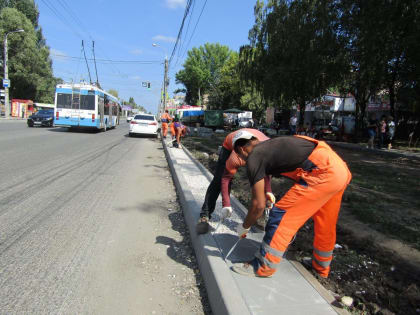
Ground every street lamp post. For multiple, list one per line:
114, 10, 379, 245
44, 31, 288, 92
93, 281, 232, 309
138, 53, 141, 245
152, 43, 168, 117
3, 29, 24, 118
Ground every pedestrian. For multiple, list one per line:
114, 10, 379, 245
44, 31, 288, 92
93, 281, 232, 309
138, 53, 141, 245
378, 115, 387, 149
366, 114, 378, 149
230, 135, 352, 278
160, 110, 172, 139
387, 116, 395, 149
289, 114, 297, 135
197, 129, 274, 234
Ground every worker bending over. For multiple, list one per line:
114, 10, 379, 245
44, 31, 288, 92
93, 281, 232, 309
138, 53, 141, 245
197, 129, 275, 234
160, 110, 172, 138
231, 135, 351, 278
173, 118, 187, 148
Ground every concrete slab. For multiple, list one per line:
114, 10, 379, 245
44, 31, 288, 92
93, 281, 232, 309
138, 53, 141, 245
163, 141, 347, 315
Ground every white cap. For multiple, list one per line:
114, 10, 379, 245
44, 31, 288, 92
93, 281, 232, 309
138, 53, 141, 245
232, 130, 255, 147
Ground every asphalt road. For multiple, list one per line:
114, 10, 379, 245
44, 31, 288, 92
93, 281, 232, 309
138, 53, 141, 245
0, 121, 208, 314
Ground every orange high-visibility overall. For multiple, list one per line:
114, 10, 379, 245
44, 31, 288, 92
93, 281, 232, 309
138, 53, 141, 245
255, 136, 352, 278
169, 122, 176, 138
161, 113, 171, 137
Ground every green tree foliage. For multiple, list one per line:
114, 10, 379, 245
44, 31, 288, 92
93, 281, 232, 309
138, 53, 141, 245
175, 43, 233, 106
0, 1, 58, 103
241, 0, 347, 124
107, 89, 119, 98
242, 0, 420, 131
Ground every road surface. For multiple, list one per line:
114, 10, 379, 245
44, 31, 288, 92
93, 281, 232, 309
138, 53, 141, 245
0, 121, 209, 314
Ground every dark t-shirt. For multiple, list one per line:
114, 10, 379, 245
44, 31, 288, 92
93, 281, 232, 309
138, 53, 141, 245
246, 137, 316, 186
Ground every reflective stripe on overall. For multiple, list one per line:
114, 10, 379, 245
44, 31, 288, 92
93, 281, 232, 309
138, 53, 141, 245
255, 135, 352, 278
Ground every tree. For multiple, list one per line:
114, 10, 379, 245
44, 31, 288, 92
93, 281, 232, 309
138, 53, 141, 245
107, 89, 119, 98
0, 1, 58, 103
176, 43, 232, 106
240, 0, 347, 125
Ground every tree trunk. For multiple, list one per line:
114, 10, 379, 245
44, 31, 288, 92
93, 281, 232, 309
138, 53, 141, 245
198, 87, 201, 106
299, 99, 305, 127
389, 77, 395, 118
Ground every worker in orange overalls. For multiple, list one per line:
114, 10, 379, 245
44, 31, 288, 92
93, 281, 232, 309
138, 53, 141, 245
197, 129, 274, 234
231, 134, 352, 279
169, 119, 176, 140
160, 110, 172, 138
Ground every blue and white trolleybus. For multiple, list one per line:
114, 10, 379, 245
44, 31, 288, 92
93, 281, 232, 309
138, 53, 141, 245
54, 83, 120, 131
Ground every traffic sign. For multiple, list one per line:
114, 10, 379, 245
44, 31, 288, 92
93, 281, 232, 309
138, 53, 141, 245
3, 79, 10, 88
142, 82, 147, 87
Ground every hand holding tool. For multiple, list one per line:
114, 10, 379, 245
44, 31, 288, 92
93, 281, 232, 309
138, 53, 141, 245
265, 192, 275, 208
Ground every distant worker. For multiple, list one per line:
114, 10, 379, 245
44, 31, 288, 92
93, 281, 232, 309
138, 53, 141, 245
173, 118, 187, 148
169, 120, 176, 140
160, 110, 172, 138
197, 129, 274, 234
231, 135, 351, 279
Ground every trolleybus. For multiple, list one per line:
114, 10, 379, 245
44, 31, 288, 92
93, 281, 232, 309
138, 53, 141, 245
54, 83, 121, 131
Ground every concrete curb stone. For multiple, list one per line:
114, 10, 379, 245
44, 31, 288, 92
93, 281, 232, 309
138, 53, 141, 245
162, 141, 251, 315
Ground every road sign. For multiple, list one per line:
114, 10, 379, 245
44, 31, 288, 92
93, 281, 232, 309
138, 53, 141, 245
3, 79, 10, 88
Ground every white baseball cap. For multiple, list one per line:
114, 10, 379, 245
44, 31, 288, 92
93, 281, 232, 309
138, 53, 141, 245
232, 130, 255, 147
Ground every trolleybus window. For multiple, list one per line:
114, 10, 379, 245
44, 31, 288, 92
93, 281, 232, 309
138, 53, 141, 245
56, 93, 72, 109
80, 95, 95, 110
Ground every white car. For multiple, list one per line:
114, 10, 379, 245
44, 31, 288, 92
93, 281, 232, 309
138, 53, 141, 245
129, 114, 158, 137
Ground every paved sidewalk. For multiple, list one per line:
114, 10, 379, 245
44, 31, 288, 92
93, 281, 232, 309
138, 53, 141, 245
163, 140, 347, 315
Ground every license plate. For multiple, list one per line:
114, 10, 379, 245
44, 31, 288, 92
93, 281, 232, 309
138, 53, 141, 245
34, 121, 42, 125
140, 123, 148, 126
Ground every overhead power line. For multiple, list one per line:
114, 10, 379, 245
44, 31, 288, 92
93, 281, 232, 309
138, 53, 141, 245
178, 0, 208, 64
168, 0, 195, 66
51, 53, 162, 64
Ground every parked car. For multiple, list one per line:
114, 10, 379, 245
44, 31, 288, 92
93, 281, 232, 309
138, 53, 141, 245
126, 115, 134, 122
129, 114, 158, 137
27, 109, 54, 127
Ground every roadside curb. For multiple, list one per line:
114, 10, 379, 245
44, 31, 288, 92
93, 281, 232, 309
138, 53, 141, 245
162, 141, 251, 315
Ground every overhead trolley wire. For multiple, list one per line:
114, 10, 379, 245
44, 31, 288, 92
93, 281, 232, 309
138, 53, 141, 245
178, 0, 208, 64
168, 0, 195, 67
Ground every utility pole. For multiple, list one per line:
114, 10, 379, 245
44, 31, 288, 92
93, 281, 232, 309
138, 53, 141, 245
3, 29, 24, 118
163, 57, 169, 114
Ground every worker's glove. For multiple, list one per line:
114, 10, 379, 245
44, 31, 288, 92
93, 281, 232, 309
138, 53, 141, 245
265, 192, 276, 208
221, 207, 233, 219
237, 224, 250, 238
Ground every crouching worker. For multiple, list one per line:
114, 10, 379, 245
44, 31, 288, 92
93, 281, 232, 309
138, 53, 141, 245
173, 119, 187, 148
197, 129, 275, 234
231, 135, 352, 278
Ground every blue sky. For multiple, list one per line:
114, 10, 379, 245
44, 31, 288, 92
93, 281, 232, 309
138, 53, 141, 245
36, 0, 257, 113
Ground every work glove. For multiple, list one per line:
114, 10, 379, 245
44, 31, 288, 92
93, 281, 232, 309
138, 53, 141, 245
221, 207, 233, 219
237, 224, 250, 238
265, 192, 276, 208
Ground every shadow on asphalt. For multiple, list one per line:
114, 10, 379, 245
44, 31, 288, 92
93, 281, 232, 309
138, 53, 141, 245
47, 127, 102, 134
124, 133, 158, 139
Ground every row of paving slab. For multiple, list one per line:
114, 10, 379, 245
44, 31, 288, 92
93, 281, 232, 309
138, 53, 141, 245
162, 139, 349, 315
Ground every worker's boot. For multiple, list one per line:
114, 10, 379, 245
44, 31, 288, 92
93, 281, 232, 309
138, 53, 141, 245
196, 216, 210, 234
231, 258, 272, 278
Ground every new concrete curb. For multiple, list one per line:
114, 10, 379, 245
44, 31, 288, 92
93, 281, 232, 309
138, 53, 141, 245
162, 142, 251, 315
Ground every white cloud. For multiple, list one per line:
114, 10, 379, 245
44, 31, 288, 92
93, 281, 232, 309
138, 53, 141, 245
152, 35, 176, 43
165, 0, 186, 9
130, 75, 141, 80
130, 49, 142, 55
